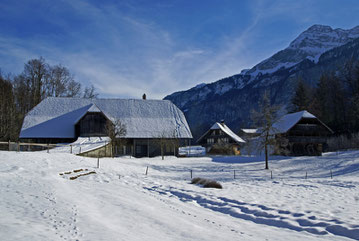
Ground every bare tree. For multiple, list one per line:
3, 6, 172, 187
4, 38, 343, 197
45, 64, 77, 97
23, 57, 48, 106
105, 119, 127, 157
251, 91, 280, 169
66, 79, 82, 97
169, 130, 180, 156
83, 85, 98, 99
153, 131, 175, 160
0, 73, 19, 141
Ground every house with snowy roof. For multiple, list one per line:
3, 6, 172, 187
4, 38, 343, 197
239, 128, 261, 141
19, 97, 192, 157
271, 110, 333, 156
197, 121, 245, 155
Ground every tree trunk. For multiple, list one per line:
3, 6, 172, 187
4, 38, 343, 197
161, 144, 164, 160
265, 143, 269, 169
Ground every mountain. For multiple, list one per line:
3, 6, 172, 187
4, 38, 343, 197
164, 24, 359, 139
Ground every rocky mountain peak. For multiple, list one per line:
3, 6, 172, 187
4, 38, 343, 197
306, 24, 333, 33
242, 24, 359, 78
289, 24, 359, 51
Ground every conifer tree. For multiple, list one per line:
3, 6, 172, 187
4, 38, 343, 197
291, 78, 311, 112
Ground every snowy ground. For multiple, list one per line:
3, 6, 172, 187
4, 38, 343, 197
0, 151, 359, 241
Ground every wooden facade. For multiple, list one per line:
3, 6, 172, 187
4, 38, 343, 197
75, 112, 108, 137
197, 122, 245, 155
273, 115, 333, 156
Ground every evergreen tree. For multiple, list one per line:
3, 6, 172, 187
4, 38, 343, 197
350, 63, 359, 131
290, 78, 311, 112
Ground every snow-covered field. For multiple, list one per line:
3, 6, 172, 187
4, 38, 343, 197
0, 150, 359, 241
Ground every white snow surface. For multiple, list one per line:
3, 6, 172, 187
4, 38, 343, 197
210, 122, 246, 143
50, 137, 111, 154
1, 150, 359, 240
20, 97, 192, 139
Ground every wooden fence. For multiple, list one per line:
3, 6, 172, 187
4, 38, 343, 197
0, 141, 72, 153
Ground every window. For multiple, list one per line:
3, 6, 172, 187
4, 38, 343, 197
207, 138, 214, 144
218, 137, 229, 144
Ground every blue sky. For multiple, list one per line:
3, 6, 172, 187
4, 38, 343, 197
1, 0, 359, 99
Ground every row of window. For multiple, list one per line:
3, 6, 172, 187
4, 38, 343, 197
211, 130, 224, 136
207, 137, 229, 144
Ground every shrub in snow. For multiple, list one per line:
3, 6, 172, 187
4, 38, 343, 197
203, 180, 222, 189
191, 177, 222, 189
190, 177, 201, 184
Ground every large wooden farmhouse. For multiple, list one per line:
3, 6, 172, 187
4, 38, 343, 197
19, 97, 192, 157
197, 121, 245, 155
272, 110, 333, 156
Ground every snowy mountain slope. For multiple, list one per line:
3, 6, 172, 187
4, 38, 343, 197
164, 25, 359, 139
1, 150, 359, 240
245, 24, 359, 76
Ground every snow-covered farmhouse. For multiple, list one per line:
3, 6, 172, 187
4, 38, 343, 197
19, 97, 193, 157
239, 128, 261, 141
197, 121, 245, 155
272, 110, 333, 156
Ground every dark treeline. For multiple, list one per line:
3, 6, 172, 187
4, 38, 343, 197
290, 60, 359, 135
0, 57, 98, 141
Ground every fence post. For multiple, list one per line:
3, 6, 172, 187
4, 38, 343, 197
79, 147, 81, 154
97, 157, 100, 168
70, 145, 72, 154
47, 143, 49, 153
271, 171, 273, 179
330, 170, 333, 179
190, 169, 192, 179
145, 166, 148, 175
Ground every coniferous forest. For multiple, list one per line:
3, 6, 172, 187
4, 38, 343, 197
290, 61, 359, 134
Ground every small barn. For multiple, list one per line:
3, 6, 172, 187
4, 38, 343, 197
19, 97, 192, 157
272, 110, 333, 156
197, 121, 245, 155
239, 128, 260, 141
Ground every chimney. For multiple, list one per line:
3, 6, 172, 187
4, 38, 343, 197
220, 119, 225, 125
142, 93, 146, 100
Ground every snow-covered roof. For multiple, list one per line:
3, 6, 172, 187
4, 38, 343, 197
20, 97, 193, 139
271, 110, 331, 134
241, 129, 259, 134
207, 122, 245, 144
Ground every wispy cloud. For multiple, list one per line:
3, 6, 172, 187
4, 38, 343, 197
1, 0, 358, 99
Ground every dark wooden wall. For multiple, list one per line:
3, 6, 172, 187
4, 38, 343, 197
76, 112, 107, 137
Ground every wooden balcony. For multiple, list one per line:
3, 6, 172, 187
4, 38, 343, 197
286, 136, 327, 143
